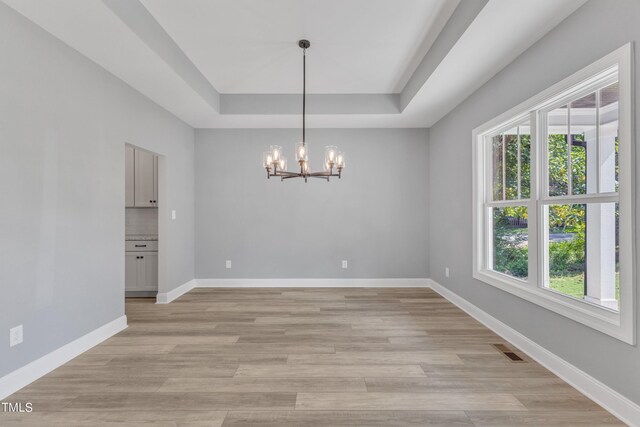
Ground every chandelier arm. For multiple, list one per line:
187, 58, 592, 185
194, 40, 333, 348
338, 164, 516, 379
307, 171, 339, 177
273, 172, 299, 178
281, 174, 304, 180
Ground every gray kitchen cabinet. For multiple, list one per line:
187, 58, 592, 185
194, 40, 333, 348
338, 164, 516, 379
125, 252, 158, 291
125, 146, 135, 207
125, 241, 158, 291
134, 149, 158, 207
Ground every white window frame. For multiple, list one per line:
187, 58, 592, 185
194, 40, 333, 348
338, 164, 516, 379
472, 44, 635, 344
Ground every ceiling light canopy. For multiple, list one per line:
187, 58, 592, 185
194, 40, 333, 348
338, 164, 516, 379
262, 40, 345, 182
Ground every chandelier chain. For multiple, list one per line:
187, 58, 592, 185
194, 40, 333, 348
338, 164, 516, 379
302, 47, 306, 145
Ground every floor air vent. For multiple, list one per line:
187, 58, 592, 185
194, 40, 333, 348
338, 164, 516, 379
493, 343, 526, 362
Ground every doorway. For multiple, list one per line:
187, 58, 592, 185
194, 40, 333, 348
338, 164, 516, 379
124, 144, 160, 298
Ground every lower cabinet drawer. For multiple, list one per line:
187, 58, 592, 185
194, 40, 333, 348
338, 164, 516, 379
126, 241, 158, 252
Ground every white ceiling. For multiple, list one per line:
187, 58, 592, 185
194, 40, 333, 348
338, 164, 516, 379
3, 0, 588, 128
140, 0, 453, 94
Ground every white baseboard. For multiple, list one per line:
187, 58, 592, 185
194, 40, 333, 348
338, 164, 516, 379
0, 315, 127, 400
156, 279, 197, 304
195, 278, 431, 288
428, 279, 640, 427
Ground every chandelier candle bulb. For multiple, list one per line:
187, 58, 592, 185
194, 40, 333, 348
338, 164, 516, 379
270, 145, 282, 162
296, 142, 308, 161
263, 152, 272, 169
325, 145, 338, 164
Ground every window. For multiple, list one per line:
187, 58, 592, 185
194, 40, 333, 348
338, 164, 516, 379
472, 45, 634, 344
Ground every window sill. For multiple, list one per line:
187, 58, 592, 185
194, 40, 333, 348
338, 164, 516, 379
473, 269, 633, 344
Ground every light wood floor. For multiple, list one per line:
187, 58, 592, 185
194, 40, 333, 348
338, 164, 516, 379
2, 288, 622, 426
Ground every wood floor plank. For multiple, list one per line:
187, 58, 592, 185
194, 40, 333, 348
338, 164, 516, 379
0, 410, 228, 427
170, 343, 336, 354
236, 335, 390, 344
222, 410, 473, 426
45, 364, 239, 379
102, 336, 239, 345
158, 377, 367, 393
513, 393, 612, 411
364, 377, 577, 394
334, 342, 498, 354
235, 364, 426, 378
420, 363, 555, 379
64, 392, 296, 411
466, 410, 623, 426
85, 344, 176, 354
0, 392, 77, 412
295, 392, 527, 411
287, 351, 463, 365
19, 377, 167, 393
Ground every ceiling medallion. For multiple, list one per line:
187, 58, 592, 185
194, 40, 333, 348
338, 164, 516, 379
262, 39, 345, 182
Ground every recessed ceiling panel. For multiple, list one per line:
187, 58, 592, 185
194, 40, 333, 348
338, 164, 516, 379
139, 0, 451, 94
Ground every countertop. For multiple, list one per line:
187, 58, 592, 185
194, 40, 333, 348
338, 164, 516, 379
125, 234, 158, 241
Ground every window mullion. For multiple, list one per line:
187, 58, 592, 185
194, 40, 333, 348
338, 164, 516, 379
595, 89, 601, 193
485, 136, 495, 203
517, 126, 522, 199
529, 110, 540, 290
486, 199, 530, 208
502, 133, 506, 200
540, 193, 619, 205
567, 105, 572, 195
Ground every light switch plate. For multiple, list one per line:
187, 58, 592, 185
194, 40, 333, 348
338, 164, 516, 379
445, 267, 450, 278
171, 210, 176, 220
342, 260, 348, 269
226, 260, 232, 269
10, 325, 23, 347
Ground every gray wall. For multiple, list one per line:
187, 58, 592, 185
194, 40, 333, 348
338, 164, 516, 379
428, 0, 640, 404
195, 128, 429, 279
0, 3, 195, 377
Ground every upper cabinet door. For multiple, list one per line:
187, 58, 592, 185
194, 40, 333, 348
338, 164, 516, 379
153, 155, 158, 205
134, 149, 156, 207
125, 146, 135, 207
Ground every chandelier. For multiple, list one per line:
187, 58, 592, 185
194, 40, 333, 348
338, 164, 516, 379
262, 39, 345, 182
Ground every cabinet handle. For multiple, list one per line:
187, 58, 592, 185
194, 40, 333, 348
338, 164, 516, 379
141, 256, 144, 259
135, 245, 147, 247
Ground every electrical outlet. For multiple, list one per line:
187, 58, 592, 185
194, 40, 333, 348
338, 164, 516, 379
226, 260, 232, 269
10, 325, 23, 347
171, 210, 176, 220
342, 260, 348, 269
445, 267, 450, 278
